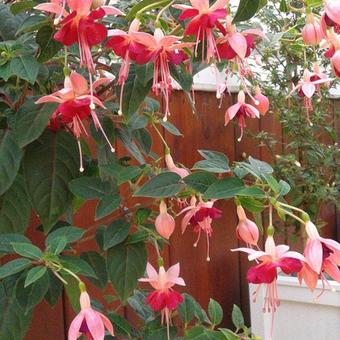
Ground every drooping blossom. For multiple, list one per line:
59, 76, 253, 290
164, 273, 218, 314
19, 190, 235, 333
68, 290, 114, 340
131, 28, 191, 120
298, 221, 340, 293
253, 87, 269, 115
139, 263, 185, 340
106, 19, 141, 115
155, 201, 175, 239
35, 0, 68, 24
35, 0, 124, 72
236, 205, 259, 247
232, 234, 305, 339
165, 152, 190, 178
35, 71, 114, 171
302, 14, 323, 46
225, 90, 260, 141
321, 0, 340, 34
173, 0, 228, 63
178, 196, 222, 261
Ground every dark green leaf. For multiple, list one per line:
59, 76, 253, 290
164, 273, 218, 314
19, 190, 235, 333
11, 243, 43, 260
104, 220, 131, 250
169, 63, 192, 93
47, 236, 67, 254
24, 266, 47, 287
0, 62, 13, 81
117, 166, 142, 185
237, 196, 264, 213
237, 186, 266, 198
0, 4, 25, 40
127, 290, 154, 322
0, 234, 31, 254
10, 55, 39, 84
136, 63, 154, 86
95, 194, 121, 220
80, 251, 108, 289
60, 256, 97, 279
10, 1, 36, 15
248, 156, 273, 176
208, 299, 223, 326
193, 150, 230, 173
36, 25, 62, 63
178, 293, 195, 324
116, 128, 145, 164
46, 226, 85, 246
0, 259, 32, 279
279, 180, 291, 196
279, 0, 288, 12
204, 178, 245, 199
219, 328, 239, 340
231, 304, 245, 329
108, 312, 134, 338
233, 0, 260, 23
184, 172, 217, 193
160, 120, 183, 136
69, 176, 108, 199
45, 270, 63, 307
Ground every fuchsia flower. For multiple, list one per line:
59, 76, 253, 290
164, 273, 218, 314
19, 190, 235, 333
298, 221, 340, 293
36, 0, 124, 72
253, 87, 269, 115
165, 153, 190, 178
173, 0, 228, 63
68, 290, 114, 340
232, 235, 304, 339
131, 28, 191, 120
155, 201, 175, 239
302, 14, 323, 46
35, 71, 114, 171
139, 263, 185, 340
236, 205, 259, 247
321, 0, 340, 34
225, 90, 260, 141
106, 19, 141, 115
179, 197, 222, 261
35, 0, 68, 24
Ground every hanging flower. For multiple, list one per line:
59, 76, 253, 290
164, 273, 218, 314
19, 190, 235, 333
106, 18, 141, 115
68, 290, 114, 340
225, 90, 260, 141
131, 28, 191, 120
298, 221, 340, 293
139, 263, 185, 340
36, 0, 124, 72
35, 0, 68, 24
321, 0, 340, 34
236, 205, 259, 247
35, 71, 114, 171
173, 0, 228, 63
253, 87, 269, 115
302, 14, 323, 46
165, 152, 190, 178
155, 201, 176, 239
179, 197, 222, 261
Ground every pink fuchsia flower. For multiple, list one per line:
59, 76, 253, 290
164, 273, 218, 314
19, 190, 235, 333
35, 71, 114, 171
302, 14, 323, 46
173, 0, 228, 63
236, 205, 259, 247
321, 0, 340, 34
298, 221, 340, 293
131, 28, 191, 121
68, 290, 114, 340
139, 263, 185, 340
225, 90, 260, 141
179, 197, 222, 261
106, 19, 141, 115
36, 0, 124, 72
253, 87, 269, 116
155, 201, 175, 239
165, 152, 190, 178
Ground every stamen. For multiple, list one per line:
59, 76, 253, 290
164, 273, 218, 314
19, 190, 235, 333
77, 139, 84, 172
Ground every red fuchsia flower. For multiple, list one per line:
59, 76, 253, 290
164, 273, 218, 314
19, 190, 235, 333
179, 196, 222, 261
236, 205, 259, 247
106, 18, 141, 115
131, 28, 191, 121
232, 234, 305, 339
35, 71, 114, 171
253, 86, 269, 116
225, 90, 260, 141
68, 290, 114, 340
165, 152, 190, 178
173, 0, 228, 63
36, 0, 124, 72
298, 221, 340, 294
155, 201, 175, 239
302, 14, 324, 46
321, 0, 340, 34
139, 263, 185, 340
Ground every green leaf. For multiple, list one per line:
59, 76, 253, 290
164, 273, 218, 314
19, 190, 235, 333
127, 0, 171, 20
193, 150, 230, 173
204, 178, 245, 199
47, 236, 67, 254
11, 243, 43, 260
279, 0, 288, 12
184, 172, 217, 193
128, 290, 154, 321
160, 120, 182, 136
0, 175, 31, 233
248, 156, 273, 176
108, 242, 147, 303
63, 274, 80, 311
178, 293, 195, 324
23, 131, 79, 232
134, 172, 182, 198
60, 256, 98, 279
233, 0, 260, 23
24, 266, 47, 287
0, 234, 31, 254
10, 55, 39, 84
231, 304, 245, 329
36, 25, 62, 63
0, 130, 23, 196
279, 180, 291, 196
69, 176, 108, 199
104, 220, 131, 250
108, 312, 134, 338
117, 166, 142, 185
0, 259, 32, 279
263, 174, 280, 194
14, 100, 57, 147
46, 226, 85, 246
219, 328, 239, 340
208, 299, 223, 326
45, 270, 63, 307
95, 194, 121, 220
136, 63, 154, 86
237, 186, 266, 198
0, 4, 25, 40
0, 62, 13, 81
169, 64, 193, 93
237, 196, 264, 213
80, 251, 108, 289
15, 14, 47, 35
10, 1, 36, 15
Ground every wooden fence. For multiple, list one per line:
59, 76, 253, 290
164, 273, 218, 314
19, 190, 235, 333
24, 91, 339, 339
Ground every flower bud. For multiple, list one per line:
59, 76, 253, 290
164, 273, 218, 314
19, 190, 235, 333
253, 87, 269, 115
302, 14, 323, 46
236, 205, 259, 246
155, 201, 175, 239
165, 153, 189, 178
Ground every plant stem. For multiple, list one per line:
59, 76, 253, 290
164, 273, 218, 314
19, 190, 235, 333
136, 0, 169, 17
277, 201, 306, 215
277, 207, 305, 225
152, 122, 170, 150
156, 0, 175, 24
61, 267, 83, 284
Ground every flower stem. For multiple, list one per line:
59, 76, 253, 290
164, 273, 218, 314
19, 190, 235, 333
152, 122, 170, 150
155, 0, 175, 25
277, 207, 305, 225
61, 267, 83, 284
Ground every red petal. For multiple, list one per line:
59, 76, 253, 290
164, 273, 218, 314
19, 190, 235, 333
247, 262, 278, 284
54, 20, 78, 46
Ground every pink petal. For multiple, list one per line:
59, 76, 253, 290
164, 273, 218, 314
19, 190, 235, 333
228, 32, 248, 59
190, 0, 209, 11
323, 259, 340, 282
320, 237, 340, 252
210, 0, 228, 11
132, 32, 157, 50
245, 104, 260, 118
35, 95, 63, 104
34, 3, 68, 16
281, 251, 306, 262
305, 239, 323, 274
231, 248, 271, 262
68, 312, 85, 340
302, 83, 316, 98
243, 28, 266, 39
275, 245, 290, 257
107, 29, 127, 37
225, 103, 241, 124
146, 263, 158, 280
181, 210, 196, 234
85, 310, 105, 340
68, 0, 92, 13
70, 72, 88, 96
298, 264, 319, 291
101, 6, 125, 16
99, 313, 114, 336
